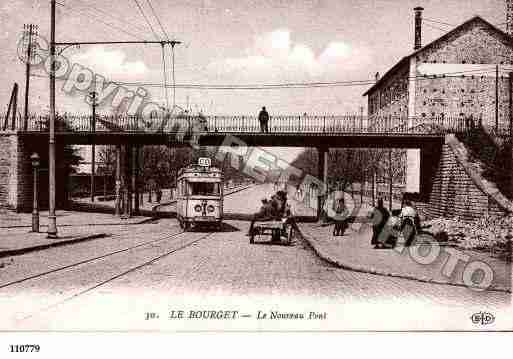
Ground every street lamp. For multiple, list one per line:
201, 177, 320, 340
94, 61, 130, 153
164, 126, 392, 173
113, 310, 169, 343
30, 152, 40, 232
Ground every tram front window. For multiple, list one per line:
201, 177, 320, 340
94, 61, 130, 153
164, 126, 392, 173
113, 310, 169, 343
188, 182, 220, 196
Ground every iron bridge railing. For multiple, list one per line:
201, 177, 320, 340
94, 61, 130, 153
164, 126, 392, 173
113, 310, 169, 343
1, 113, 509, 137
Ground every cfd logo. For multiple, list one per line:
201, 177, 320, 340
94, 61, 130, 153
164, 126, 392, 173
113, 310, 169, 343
470, 312, 495, 325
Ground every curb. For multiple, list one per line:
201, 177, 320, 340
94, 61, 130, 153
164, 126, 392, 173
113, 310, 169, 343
0, 233, 108, 259
0, 217, 156, 229
298, 225, 512, 294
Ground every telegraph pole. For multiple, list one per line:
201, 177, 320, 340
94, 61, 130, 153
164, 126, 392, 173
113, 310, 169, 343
496, 64, 499, 132
46, 2, 181, 227
23, 24, 37, 130
88, 91, 97, 202
47, 0, 57, 238
509, 72, 513, 198
388, 150, 393, 211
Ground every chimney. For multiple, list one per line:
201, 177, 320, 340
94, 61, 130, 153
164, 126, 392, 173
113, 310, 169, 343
414, 7, 424, 50
507, 0, 513, 35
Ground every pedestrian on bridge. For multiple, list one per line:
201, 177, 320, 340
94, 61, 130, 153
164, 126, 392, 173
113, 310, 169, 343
258, 106, 269, 133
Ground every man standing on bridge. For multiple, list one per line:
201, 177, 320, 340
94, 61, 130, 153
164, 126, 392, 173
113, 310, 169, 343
258, 106, 269, 133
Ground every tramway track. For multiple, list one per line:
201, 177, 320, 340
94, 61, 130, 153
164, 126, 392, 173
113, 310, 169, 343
0, 228, 187, 290
1, 230, 216, 321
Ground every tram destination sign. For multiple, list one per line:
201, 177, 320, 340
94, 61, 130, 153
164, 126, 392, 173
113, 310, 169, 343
198, 157, 212, 167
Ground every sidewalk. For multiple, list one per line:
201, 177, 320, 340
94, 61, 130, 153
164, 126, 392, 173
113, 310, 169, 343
0, 225, 109, 259
0, 210, 154, 259
298, 221, 511, 293
0, 210, 151, 228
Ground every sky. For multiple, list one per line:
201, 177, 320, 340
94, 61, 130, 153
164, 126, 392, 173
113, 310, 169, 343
0, 0, 507, 164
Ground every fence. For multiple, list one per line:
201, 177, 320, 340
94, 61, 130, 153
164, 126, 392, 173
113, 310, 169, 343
2, 113, 507, 136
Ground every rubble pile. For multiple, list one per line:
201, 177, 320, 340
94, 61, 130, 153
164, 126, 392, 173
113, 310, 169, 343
424, 215, 512, 261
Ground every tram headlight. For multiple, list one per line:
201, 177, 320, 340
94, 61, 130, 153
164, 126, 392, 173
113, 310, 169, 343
207, 205, 215, 213
194, 205, 202, 212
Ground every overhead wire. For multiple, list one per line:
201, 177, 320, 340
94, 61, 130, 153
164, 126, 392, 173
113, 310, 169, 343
67, 0, 149, 36
58, 1, 147, 40
29, 68, 500, 90
145, 0, 175, 110
145, 0, 171, 41
423, 18, 455, 27
132, 0, 160, 40
424, 22, 449, 33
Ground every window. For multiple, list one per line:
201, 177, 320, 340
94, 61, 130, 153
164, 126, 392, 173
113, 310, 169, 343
187, 182, 220, 196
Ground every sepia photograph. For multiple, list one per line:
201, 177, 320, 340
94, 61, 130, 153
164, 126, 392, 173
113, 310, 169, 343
0, 0, 511, 338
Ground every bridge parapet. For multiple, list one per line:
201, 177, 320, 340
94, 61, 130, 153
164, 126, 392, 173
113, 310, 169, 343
2, 113, 507, 136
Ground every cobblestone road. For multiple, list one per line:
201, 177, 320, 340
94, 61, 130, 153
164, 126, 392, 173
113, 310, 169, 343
0, 185, 510, 331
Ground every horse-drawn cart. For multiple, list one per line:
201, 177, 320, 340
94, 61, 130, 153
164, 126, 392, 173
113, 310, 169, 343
249, 217, 296, 245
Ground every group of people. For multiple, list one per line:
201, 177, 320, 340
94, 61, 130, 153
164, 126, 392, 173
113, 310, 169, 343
247, 190, 294, 237
331, 195, 419, 248
368, 198, 418, 248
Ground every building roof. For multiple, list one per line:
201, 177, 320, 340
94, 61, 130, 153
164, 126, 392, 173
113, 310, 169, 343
363, 16, 513, 96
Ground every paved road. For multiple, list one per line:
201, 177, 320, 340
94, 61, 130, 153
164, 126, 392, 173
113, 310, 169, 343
0, 185, 510, 331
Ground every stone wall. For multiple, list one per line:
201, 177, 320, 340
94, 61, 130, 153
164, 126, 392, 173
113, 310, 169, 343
0, 135, 16, 208
416, 20, 513, 65
368, 66, 409, 117
413, 18, 513, 130
423, 135, 512, 220
0, 134, 69, 212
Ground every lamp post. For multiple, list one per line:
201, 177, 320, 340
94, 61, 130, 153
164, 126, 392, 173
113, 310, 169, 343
31, 152, 40, 232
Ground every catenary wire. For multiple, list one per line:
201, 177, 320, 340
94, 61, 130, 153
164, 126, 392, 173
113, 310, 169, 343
132, 0, 160, 41
66, 0, 150, 35
58, 1, 147, 40
29, 67, 501, 90
146, 0, 171, 41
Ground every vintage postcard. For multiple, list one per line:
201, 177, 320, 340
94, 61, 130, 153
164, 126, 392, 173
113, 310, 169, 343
0, 0, 511, 339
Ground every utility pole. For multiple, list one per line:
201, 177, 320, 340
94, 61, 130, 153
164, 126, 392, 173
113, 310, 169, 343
388, 149, 393, 211
171, 42, 177, 109
88, 91, 97, 202
496, 64, 500, 132
509, 72, 513, 199
23, 24, 37, 130
47, 0, 57, 238
161, 44, 169, 110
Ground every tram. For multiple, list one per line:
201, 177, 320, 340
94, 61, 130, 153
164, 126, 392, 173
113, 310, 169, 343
176, 157, 224, 230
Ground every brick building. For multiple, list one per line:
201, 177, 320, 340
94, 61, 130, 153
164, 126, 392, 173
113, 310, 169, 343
363, 8, 513, 218
364, 10, 513, 131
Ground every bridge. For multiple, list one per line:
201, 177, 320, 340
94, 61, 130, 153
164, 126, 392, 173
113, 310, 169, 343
1, 113, 486, 147
1, 112, 511, 222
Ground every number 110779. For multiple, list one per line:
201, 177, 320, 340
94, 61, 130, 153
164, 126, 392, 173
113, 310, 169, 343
9, 345, 40, 353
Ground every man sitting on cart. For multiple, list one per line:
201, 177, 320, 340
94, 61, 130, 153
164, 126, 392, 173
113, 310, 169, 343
247, 191, 289, 236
